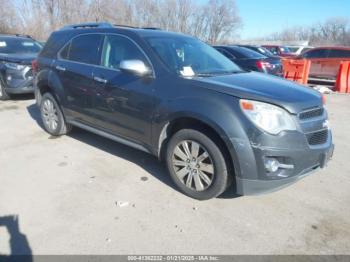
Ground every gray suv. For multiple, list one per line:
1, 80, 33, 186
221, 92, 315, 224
34, 23, 334, 200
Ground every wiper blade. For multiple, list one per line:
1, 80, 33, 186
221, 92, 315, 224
196, 70, 244, 77
196, 73, 217, 77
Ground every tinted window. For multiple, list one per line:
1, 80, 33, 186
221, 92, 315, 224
59, 44, 69, 59
40, 32, 72, 58
303, 49, 329, 59
101, 35, 149, 70
228, 47, 266, 59
68, 34, 103, 64
280, 46, 291, 54
0, 37, 42, 54
146, 36, 241, 75
328, 49, 350, 58
288, 47, 299, 53
215, 48, 236, 60
266, 46, 279, 55
256, 47, 275, 57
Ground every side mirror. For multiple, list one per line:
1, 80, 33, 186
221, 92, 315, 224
119, 60, 152, 77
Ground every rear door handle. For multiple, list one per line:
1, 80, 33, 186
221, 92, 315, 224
56, 65, 66, 72
94, 76, 108, 84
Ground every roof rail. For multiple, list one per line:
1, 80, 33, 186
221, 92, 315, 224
0, 33, 33, 39
113, 24, 138, 29
61, 22, 113, 30
142, 27, 161, 30
14, 34, 33, 39
113, 25, 161, 30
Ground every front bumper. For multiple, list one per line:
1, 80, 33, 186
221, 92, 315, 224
236, 143, 334, 195
230, 106, 334, 195
2, 66, 34, 94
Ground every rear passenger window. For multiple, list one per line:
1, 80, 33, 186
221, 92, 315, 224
303, 49, 329, 59
328, 49, 350, 58
101, 35, 148, 70
66, 34, 103, 64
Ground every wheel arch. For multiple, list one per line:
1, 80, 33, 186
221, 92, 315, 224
157, 114, 241, 180
35, 69, 65, 106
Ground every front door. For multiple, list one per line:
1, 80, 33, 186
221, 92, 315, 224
91, 34, 155, 144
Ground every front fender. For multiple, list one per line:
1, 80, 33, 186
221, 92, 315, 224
153, 93, 252, 179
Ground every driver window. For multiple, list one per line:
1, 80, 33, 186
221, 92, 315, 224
101, 35, 148, 70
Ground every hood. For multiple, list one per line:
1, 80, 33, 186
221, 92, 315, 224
191, 71, 322, 114
0, 53, 37, 65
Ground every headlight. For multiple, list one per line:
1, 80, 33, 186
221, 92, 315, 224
240, 99, 296, 135
4, 62, 26, 70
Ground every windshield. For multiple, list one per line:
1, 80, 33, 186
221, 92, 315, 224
257, 47, 275, 57
0, 37, 42, 54
145, 36, 242, 76
280, 46, 292, 54
287, 47, 299, 53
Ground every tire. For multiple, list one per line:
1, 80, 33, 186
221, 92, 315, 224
0, 79, 11, 100
40, 92, 72, 136
166, 129, 229, 200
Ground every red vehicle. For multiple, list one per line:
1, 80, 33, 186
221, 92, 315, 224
262, 45, 296, 58
298, 46, 350, 80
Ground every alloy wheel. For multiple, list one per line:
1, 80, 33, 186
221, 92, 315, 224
42, 99, 59, 131
172, 140, 215, 191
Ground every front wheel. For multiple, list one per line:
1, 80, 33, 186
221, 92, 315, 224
40, 93, 72, 136
166, 129, 229, 200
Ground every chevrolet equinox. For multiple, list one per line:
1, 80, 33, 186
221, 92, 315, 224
34, 23, 334, 200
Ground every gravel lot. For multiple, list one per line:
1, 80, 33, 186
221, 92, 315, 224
0, 94, 349, 255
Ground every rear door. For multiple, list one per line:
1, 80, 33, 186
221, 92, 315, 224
53, 34, 104, 123
91, 34, 155, 144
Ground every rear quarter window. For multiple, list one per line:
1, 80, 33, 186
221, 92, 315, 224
40, 32, 73, 58
303, 49, 329, 59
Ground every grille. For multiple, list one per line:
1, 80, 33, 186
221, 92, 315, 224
306, 129, 328, 145
299, 107, 324, 120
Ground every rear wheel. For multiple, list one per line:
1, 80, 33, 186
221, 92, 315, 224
40, 93, 72, 136
166, 129, 229, 200
0, 79, 11, 100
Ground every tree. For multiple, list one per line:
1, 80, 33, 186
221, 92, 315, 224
263, 17, 350, 46
0, 0, 242, 43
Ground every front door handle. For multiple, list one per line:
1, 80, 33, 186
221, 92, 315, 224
94, 76, 108, 84
56, 65, 66, 72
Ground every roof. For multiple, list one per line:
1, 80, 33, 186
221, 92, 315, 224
57, 22, 189, 39
310, 46, 350, 50
0, 34, 33, 40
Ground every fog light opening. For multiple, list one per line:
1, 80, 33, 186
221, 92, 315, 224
264, 158, 280, 173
